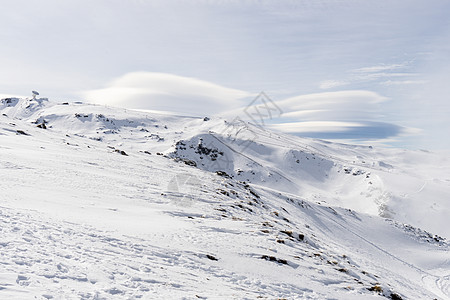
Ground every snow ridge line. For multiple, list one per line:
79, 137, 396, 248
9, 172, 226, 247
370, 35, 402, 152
208, 132, 296, 185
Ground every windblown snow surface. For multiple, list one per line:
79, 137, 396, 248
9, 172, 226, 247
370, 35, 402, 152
0, 97, 449, 299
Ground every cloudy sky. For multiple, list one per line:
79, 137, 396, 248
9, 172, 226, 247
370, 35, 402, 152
1, 0, 449, 149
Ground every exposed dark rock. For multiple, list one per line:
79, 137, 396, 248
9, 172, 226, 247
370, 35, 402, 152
183, 159, 197, 167
206, 254, 218, 261
368, 285, 382, 293
261, 255, 288, 265
390, 293, 403, 300
114, 149, 128, 156
280, 230, 293, 238
16, 130, 29, 136
216, 171, 231, 178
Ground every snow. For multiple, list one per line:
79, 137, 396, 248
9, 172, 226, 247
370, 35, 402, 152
0, 97, 449, 299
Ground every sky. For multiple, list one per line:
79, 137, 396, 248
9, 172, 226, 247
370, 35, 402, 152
1, 0, 449, 150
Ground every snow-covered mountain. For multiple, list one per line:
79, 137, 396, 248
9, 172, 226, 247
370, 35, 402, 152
1, 97, 449, 299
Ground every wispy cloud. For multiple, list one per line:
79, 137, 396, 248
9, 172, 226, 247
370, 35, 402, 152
381, 80, 428, 86
353, 64, 406, 73
269, 121, 364, 133
319, 62, 422, 90
319, 80, 348, 90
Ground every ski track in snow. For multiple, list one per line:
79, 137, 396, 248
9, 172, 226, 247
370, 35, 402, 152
0, 206, 345, 299
0, 207, 276, 299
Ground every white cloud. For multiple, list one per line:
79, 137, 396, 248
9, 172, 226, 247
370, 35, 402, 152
221, 90, 389, 125
276, 90, 388, 112
382, 80, 428, 86
354, 64, 406, 73
83, 72, 252, 116
319, 80, 348, 89
319, 62, 421, 90
269, 121, 364, 133
237, 90, 417, 142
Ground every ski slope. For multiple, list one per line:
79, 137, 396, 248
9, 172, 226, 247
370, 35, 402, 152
0, 97, 449, 299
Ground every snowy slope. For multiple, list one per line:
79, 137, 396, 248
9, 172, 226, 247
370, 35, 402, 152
0, 97, 449, 299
